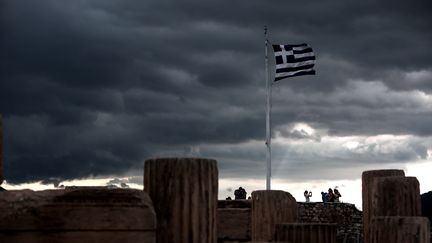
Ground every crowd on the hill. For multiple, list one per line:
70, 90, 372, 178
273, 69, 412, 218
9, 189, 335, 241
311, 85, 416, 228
320, 188, 342, 202
225, 187, 250, 200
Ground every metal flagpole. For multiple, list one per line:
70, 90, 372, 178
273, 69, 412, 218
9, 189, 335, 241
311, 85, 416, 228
264, 26, 272, 190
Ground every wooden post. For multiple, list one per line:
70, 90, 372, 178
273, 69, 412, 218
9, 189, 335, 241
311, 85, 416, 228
274, 223, 337, 243
372, 176, 421, 217
362, 169, 405, 243
251, 190, 298, 242
370, 216, 430, 243
144, 158, 218, 243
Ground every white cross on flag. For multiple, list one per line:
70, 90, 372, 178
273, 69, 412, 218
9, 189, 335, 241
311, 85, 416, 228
272, 43, 316, 81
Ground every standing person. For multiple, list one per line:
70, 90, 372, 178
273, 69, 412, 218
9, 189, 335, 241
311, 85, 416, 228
321, 191, 328, 202
327, 188, 335, 202
239, 187, 247, 199
234, 187, 241, 200
304, 190, 312, 202
234, 187, 247, 200
334, 189, 341, 202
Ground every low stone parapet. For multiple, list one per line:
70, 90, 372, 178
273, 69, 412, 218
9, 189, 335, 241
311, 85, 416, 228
0, 188, 156, 243
274, 223, 337, 243
218, 200, 363, 242
218, 199, 251, 242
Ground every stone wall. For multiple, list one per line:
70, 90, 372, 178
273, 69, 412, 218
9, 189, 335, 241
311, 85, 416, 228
298, 202, 362, 234
0, 188, 156, 243
217, 200, 363, 243
298, 202, 362, 243
218, 200, 251, 242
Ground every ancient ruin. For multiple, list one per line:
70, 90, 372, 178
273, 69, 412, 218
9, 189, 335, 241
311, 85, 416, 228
361, 169, 405, 243
370, 216, 430, 243
274, 223, 337, 243
251, 190, 298, 241
0, 187, 156, 243
218, 200, 361, 242
363, 169, 430, 243
0, 119, 431, 243
144, 158, 218, 243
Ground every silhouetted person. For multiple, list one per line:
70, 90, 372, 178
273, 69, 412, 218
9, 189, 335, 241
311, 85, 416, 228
240, 187, 246, 198
334, 189, 341, 202
304, 190, 312, 202
327, 188, 335, 202
226, 196, 232, 200
321, 191, 328, 202
234, 187, 247, 200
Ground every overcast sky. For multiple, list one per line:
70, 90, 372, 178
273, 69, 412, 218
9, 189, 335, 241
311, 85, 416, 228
1, 0, 431, 202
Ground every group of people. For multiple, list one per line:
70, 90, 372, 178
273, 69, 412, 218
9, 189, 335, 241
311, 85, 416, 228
226, 187, 249, 200
234, 187, 247, 200
227, 186, 342, 203
321, 188, 342, 202
304, 188, 342, 202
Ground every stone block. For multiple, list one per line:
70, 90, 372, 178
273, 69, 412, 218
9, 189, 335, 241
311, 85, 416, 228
370, 216, 430, 243
251, 190, 298, 242
218, 208, 251, 241
372, 176, 421, 217
0, 188, 156, 243
274, 223, 337, 243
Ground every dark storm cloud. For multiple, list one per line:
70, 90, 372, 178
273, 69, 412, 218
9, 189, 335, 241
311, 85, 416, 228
1, 0, 431, 183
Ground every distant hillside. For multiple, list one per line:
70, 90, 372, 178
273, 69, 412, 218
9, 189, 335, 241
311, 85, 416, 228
421, 191, 432, 224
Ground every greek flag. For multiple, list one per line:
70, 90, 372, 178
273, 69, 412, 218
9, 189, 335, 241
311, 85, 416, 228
272, 43, 316, 81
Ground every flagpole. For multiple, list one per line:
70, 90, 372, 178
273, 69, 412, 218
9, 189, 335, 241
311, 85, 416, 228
264, 26, 272, 190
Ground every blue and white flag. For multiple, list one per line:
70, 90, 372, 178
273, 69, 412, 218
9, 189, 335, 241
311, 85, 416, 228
272, 43, 316, 81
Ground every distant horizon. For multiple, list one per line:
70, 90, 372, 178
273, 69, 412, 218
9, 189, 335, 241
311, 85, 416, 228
3, 159, 432, 211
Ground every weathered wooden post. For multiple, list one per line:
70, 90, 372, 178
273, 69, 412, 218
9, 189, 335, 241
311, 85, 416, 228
144, 158, 218, 243
274, 223, 337, 243
372, 176, 421, 217
251, 190, 298, 242
370, 216, 430, 243
0, 114, 3, 185
362, 169, 405, 243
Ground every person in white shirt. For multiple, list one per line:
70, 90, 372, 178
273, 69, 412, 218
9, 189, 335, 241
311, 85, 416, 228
304, 190, 312, 202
